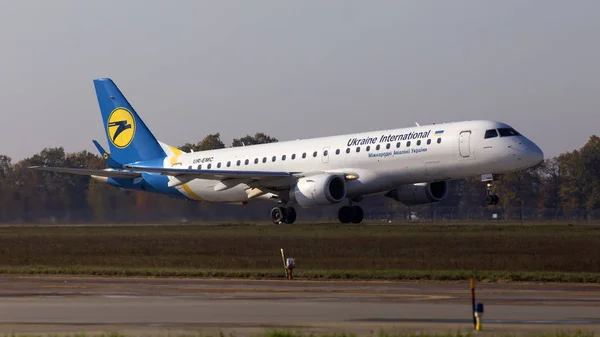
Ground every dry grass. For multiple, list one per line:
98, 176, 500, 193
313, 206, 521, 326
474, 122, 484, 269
0, 223, 599, 281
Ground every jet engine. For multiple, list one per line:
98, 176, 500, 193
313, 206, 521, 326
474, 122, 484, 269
385, 181, 448, 205
289, 173, 347, 207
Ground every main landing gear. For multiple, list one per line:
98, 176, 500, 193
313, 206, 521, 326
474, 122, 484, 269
482, 174, 499, 205
270, 206, 297, 224
270, 204, 364, 224
338, 205, 364, 224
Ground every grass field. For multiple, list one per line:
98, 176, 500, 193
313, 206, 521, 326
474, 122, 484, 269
1, 223, 599, 282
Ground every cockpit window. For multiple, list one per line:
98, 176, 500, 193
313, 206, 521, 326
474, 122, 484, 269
498, 128, 520, 137
484, 129, 498, 139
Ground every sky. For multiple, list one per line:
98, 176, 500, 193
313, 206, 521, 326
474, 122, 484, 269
0, 0, 598, 162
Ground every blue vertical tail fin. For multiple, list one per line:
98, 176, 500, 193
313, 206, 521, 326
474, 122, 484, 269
94, 78, 166, 164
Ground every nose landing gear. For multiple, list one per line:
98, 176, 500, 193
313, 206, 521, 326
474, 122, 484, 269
482, 174, 500, 206
485, 183, 499, 205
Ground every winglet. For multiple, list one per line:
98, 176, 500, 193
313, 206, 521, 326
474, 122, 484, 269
93, 140, 123, 169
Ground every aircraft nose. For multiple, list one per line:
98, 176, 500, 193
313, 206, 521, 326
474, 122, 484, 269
509, 137, 544, 167
528, 142, 544, 166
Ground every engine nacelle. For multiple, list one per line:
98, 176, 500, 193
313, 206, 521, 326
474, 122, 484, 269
385, 181, 448, 205
289, 173, 347, 207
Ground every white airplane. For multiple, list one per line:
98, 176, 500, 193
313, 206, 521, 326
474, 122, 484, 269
31, 78, 544, 224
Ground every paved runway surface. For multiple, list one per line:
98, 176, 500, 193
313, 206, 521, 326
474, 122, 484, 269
0, 276, 598, 336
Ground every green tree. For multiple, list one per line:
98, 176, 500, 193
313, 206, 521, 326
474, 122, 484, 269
0, 155, 14, 221
12, 148, 100, 222
179, 133, 226, 152
455, 177, 486, 217
537, 158, 561, 208
559, 136, 600, 218
558, 150, 586, 210
494, 166, 541, 220
232, 132, 278, 147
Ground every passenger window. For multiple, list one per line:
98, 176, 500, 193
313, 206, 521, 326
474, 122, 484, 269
485, 129, 499, 139
396, 142, 400, 148
245, 159, 249, 165
407, 141, 411, 147
335, 149, 340, 155
386, 143, 390, 149
313, 151, 317, 157
217, 163, 221, 168
272, 156, 276, 162
366, 146, 370, 151
227, 161, 231, 167
263, 157, 267, 163
437, 138, 442, 144
282, 155, 286, 161
254, 158, 259, 164
237, 160, 241, 166
324, 150, 328, 156
302, 153, 307, 159
346, 148, 350, 154
427, 139, 431, 145
207, 164, 212, 169
188, 166, 192, 169
292, 154, 296, 160
417, 140, 421, 146
356, 147, 360, 153
498, 128, 520, 137
376, 144, 380, 150
198, 165, 202, 169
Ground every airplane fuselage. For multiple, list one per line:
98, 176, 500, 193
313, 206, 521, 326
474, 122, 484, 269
118, 119, 543, 204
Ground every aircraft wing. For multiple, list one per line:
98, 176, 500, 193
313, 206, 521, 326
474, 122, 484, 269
123, 164, 298, 180
29, 166, 142, 178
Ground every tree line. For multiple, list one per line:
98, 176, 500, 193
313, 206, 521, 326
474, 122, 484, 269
1, 132, 599, 223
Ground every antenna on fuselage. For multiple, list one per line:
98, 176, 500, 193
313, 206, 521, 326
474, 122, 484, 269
415, 122, 420, 126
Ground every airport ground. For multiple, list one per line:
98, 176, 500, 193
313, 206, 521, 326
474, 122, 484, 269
0, 223, 599, 336
0, 275, 598, 337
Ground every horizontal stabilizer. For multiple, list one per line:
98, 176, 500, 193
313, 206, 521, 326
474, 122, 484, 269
92, 140, 122, 169
29, 166, 141, 179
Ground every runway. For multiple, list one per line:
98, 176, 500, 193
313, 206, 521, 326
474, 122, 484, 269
0, 276, 598, 336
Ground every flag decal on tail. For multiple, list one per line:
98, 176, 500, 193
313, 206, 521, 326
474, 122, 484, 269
107, 108, 136, 148
434, 130, 444, 137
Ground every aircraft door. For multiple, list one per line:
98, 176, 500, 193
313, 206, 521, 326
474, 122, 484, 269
459, 131, 472, 158
322, 146, 330, 163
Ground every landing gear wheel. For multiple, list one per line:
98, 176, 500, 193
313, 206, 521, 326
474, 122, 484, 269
485, 194, 500, 205
270, 207, 285, 224
350, 206, 364, 224
284, 207, 297, 224
338, 206, 364, 224
483, 178, 500, 206
271, 206, 297, 224
338, 206, 352, 224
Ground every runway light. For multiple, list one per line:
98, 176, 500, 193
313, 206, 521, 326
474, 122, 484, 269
470, 277, 476, 329
475, 302, 484, 331
470, 277, 484, 331
280, 248, 295, 280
